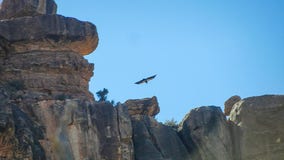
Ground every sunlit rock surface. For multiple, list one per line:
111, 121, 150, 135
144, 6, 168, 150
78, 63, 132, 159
224, 95, 241, 116
125, 96, 160, 117
229, 95, 284, 160
0, 0, 57, 19
179, 106, 233, 160
0, 0, 98, 55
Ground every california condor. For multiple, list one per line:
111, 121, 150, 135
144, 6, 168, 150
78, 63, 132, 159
135, 74, 157, 84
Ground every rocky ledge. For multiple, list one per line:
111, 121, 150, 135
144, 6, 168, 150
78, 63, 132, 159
0, 0, 98, 55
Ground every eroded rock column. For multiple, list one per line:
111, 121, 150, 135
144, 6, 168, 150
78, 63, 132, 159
125, 97, 190, 160
0, 0, 99, 159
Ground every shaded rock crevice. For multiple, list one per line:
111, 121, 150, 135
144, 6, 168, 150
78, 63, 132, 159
125, 98, 190, 160
178, 106, 233, 160
228, 121, 242, 160
0, 35, 11, 59
143, 117, 165, 158
115, 104, 135, 160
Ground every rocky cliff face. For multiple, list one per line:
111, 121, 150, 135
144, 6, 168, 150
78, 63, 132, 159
0, 0, 284, 160
229, 95, 284, 160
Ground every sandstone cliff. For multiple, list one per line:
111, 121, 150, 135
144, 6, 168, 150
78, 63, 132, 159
0, 0, 283, 160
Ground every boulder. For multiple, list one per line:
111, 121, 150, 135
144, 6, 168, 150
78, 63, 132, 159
0, 15, 98, 55
131, 115, 190, 160
0, 0, 57, 20
224, 95, 241, 116
229, 95, 284, 160
179, 106, 233, 160
124, 96, 160, 117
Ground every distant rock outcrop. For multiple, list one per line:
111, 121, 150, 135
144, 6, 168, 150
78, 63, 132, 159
124, 97, 190, 160
224, 95, 241, 116
131, 115, 190, 160
229, 95, 284, 160
179, 106, 233, 160
125, 96, 160, 117
0, 0, 284, 160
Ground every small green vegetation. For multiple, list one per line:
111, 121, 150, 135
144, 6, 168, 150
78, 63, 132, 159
96, 88, 109, 102
164, 118, 179, 130
96, 88, 119, 106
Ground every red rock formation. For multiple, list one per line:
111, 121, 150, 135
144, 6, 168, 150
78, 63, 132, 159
124, 96, 160, 117
224, 95, 241, 116
0, 0, 103, 159
0, 15, 98, 55
0, 0, 57, 19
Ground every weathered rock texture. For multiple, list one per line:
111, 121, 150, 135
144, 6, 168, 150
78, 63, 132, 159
0, 0, 57, 19
179, 106, 233, 160
229, 95, 284, 160
0, 15, 98, 55
125, 96, 160, 117
0, 0, 284, 160
0, 51, 94, 101
0, 0, 98, 55
131, 115, 190, 160
125, 97, 189, 160
0, 93, 134, 159
224, 95, 241, 116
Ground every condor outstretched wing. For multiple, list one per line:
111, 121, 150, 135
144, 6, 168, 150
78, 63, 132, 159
135, 74, 157, 84
135, 79, 146, 84
145, 74, 156, 81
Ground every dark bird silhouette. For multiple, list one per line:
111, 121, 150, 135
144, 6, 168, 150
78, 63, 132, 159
135, 74, 157, 84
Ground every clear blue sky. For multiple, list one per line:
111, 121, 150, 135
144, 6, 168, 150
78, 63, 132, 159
56, 0, 284, 122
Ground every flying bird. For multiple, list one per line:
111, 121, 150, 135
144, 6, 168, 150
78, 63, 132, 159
135, 74, 157, 84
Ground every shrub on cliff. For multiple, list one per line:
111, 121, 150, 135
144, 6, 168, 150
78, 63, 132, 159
96, 88, 109, 102
164, 118, 179, 130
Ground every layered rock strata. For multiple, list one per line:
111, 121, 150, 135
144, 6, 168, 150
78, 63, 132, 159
0, 0, 98, 55
0, 15, 98, 55
0, 0, 98, 101
0, 0, 103, 159
0, 0, 57, 19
